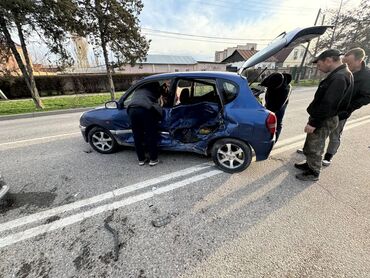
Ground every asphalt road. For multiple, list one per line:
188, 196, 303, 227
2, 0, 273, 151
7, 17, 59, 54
1, 87, 370, 278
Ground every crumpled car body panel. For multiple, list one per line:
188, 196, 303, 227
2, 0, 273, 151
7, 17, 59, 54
80, 72, 275, 161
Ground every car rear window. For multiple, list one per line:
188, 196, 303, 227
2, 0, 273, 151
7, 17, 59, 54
221, 80, 238, 103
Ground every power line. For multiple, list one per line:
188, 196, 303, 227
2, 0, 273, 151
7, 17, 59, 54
180, 0, 317, 15
143, 32, 269, 46
210, 0, 318, 11
142, 28, 274, 41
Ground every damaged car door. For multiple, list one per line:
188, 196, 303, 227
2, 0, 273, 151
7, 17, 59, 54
164, 78, 223, 151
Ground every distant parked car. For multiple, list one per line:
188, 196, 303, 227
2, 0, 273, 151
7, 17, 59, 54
79, 26, 330, 173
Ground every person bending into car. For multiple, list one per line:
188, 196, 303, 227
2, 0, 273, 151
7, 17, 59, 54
127, 82, 163, 166
261, 72, 292, 142
294, 49, 353, 181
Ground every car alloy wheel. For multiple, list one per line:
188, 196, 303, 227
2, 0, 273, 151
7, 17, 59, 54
217, 143, 245, 170
211, 138, 252, 173
88, 127, 118, 154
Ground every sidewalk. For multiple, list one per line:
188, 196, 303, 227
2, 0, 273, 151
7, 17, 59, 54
0, 107, 95, 121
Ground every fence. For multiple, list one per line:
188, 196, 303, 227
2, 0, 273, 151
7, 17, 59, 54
0, 73, 152, 99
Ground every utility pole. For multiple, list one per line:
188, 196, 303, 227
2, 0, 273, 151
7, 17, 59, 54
329, 0, 344, 48
295, 8, 321, 83
313, 13, 326, 78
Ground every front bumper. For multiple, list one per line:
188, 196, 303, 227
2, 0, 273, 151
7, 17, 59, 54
79, 125, 88, 142
0, 175, 9, 201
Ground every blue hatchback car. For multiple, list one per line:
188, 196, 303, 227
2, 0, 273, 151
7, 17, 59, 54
80, 26, 330, 173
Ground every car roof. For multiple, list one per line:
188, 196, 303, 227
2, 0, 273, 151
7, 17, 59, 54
142, 71, 243, 81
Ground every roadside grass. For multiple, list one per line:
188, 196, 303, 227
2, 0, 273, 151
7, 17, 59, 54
0, 92, 124, 115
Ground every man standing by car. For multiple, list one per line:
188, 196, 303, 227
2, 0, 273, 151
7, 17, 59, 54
127, 82, 163, 166
320, 48, 370, 166
295, 49, 353, 181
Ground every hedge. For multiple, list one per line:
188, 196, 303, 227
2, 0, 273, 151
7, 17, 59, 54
0, 73, 152, 99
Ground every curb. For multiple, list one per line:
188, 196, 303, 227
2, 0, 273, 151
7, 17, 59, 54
0, 107, 94, 121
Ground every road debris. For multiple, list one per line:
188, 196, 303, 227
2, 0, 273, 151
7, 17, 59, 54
151, 215, 171, 228
44, 215, 61, 224
104, 214, 120, 261
83, 148, 93, 153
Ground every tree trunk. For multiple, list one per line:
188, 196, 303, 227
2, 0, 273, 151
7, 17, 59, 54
15, 20, 44, 109
102, 42, 115, 100
0, 16, 43, 109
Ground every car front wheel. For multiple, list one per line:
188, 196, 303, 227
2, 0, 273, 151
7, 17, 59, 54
88, 127, 118, 154
211, 138, 252, 173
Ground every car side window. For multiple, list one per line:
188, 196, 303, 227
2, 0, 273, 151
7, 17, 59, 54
174, 79, 219, 106
221, 80, 238, 103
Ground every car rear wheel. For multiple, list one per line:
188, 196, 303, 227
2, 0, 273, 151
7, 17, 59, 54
211, 138, 252, 173
88, 127, 118, 154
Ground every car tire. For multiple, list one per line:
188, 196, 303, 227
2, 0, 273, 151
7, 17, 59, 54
211, 138, 252, 173
88, 127, 118, 154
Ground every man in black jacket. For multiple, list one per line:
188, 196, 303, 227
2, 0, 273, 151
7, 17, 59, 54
127, 82, 163, 166
295, 49, 354, 181
322, 48, 370, 165
261, 72, 292, 141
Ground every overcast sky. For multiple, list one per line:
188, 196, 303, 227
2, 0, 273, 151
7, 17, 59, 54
139, 0, 362, 60
27, 0, 362, 65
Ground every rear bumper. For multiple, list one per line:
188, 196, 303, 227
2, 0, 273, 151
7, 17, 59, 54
250, 139, 275, 161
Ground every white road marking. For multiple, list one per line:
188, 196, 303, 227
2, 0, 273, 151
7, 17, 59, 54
275, 115, 370, 149
0, 132, 81, 146
272, 118, 370, 156
0, 170, 222, 249
1, 113, 369, 248
0, 163, 212, 234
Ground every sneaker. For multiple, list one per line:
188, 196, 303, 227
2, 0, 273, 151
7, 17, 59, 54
149, 160, 159, 166
296, 148, 304, 154
322, 153, 333, 167
138, 160, 146, 166
296, 169, 319, 181
294, 161, 310, 171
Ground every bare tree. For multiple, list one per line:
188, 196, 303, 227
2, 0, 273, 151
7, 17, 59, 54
79, 0, 150, 100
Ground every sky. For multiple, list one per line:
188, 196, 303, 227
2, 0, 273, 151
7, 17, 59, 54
27, 0, 363, 65
138, 0, 362, 61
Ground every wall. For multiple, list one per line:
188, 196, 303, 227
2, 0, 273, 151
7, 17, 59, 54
0, 73, 151, 99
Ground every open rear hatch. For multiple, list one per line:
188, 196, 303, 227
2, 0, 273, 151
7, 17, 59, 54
238, 26, 332, 74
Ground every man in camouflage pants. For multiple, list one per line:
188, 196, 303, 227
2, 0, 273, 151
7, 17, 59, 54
295, 49, 353, 181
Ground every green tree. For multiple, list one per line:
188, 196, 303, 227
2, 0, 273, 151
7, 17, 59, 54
317, 0, 370, 55
80, 0, 150, 100
0, 0, 79, 108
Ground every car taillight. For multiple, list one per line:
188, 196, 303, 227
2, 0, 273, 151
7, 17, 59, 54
266, 112, 277, 135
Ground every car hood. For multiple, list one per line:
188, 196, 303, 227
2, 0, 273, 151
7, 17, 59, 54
238, 26, 332, 74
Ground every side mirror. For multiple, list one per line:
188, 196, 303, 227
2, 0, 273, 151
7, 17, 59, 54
105, 101, 118, 109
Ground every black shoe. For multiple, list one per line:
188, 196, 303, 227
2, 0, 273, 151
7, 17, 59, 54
294, 161, 310, 171
322, 153, 333, 167
296, 169, 319, 181
149, 159, 159, 166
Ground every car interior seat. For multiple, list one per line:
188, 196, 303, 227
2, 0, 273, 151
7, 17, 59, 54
180, 88, 191, 105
